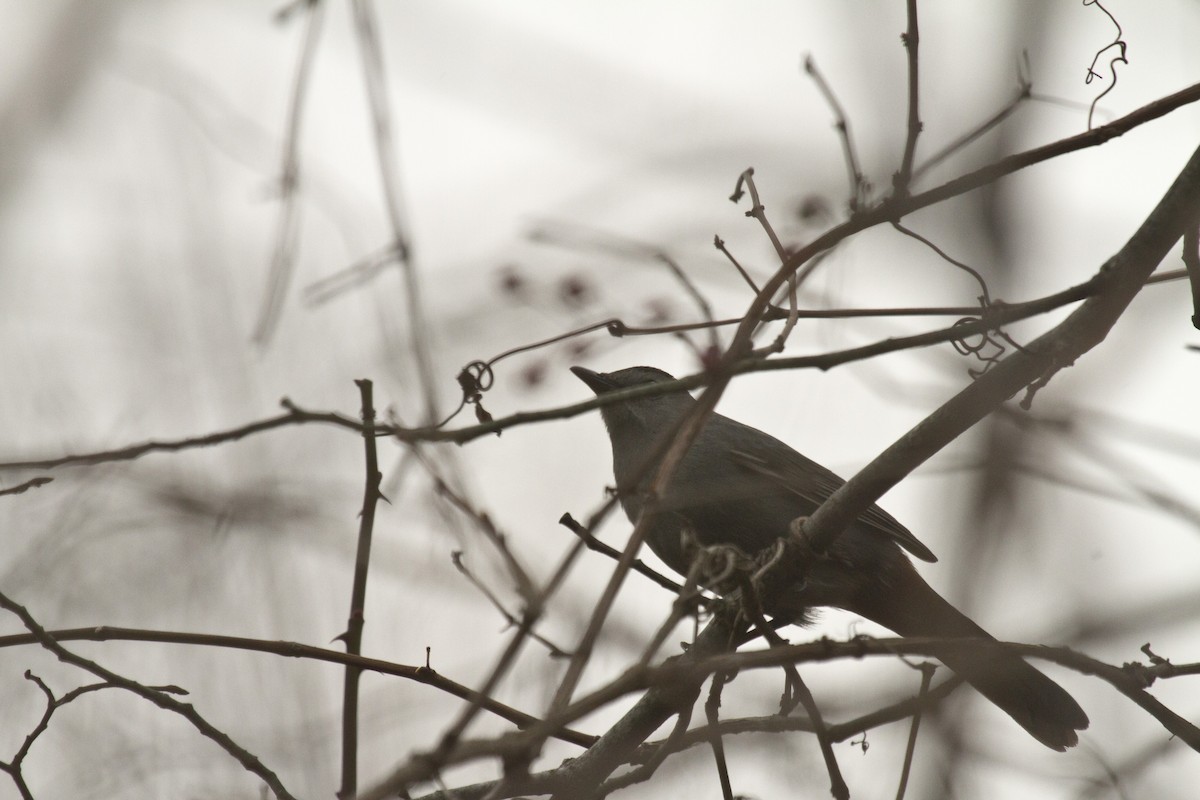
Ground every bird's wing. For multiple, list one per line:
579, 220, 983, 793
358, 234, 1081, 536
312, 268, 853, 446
729, 448, 938, 563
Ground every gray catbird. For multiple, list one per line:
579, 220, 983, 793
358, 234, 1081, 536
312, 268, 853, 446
572, 365, 1088, 751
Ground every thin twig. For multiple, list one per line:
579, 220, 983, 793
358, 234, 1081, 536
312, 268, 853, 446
0, 399, 363, 471
450, 552, 568, 657
302, 242, 402, 307
891, 221, 992, 304
738, 573, 848, 800
703, 673, 736, 800
729, 168, 804, 353
894, 663, 936, 800
730, 168, 789, 262
636, 555, 708, 667
435, 474, 536, 603
394, 499, 629, 793
714, 234, 761, 293
558, 513, 691, 598
912, 57, 1031, 182
804, 55, 868, 211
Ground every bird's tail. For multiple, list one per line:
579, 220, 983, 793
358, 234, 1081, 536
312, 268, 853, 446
855, 570, 1089, 751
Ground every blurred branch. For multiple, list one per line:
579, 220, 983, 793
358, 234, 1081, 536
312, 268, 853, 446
302, 242, 400, 307
804, 55, 868, 211
253, 0, 326, 346
349, 0, 441, 423
912, 55, 1031, 182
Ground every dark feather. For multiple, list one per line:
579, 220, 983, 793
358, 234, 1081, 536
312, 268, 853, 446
729, 448, 938, 563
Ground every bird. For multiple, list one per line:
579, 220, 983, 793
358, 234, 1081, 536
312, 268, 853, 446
571, 364, 1088, 751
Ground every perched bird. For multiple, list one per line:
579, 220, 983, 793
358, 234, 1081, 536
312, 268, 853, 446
572, 365, 1088, 751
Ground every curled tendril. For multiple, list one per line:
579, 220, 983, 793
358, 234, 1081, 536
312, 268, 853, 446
434, 361, 498, 431
951, 316, 1008, 378
1083, 0, 1128, 130
951, 298, 1030, 380
457, 361, 494, 398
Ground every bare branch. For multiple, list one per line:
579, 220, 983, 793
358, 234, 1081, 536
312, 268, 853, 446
0, 592, 298, 800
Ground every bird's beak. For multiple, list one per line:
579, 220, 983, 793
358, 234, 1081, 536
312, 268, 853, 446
570, 366, 615, 395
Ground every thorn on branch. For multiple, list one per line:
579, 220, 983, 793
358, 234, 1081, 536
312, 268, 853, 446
1019, 366, 1060, 411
